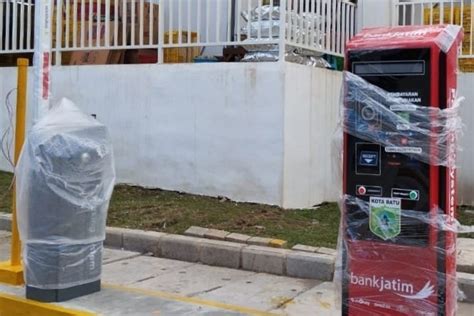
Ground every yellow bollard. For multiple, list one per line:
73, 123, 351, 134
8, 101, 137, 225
0, 58, 29, 285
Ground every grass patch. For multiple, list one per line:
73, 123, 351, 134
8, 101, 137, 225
0, 171, 13, 212
108, 185, 340, 248
1, 171, 473, 247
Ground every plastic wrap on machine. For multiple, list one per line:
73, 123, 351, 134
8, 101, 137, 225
342, 71, 463, 168
337, 195, 474, 314
346, 25, 462, 54
16, 98, 116, 290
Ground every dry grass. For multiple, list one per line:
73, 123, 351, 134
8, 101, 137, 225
1, 171, 472, 246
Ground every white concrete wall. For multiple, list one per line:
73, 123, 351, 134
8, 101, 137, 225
357, 0, 393, 30
0, 62, 472, 208
457, 72, 474, 205
0, 63, 285, 206
282, 63, 343, 208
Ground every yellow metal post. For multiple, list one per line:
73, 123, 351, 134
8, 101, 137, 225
0, 58, 29, 285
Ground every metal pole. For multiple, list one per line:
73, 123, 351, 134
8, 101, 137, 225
0, 58, 29, 286
33, 0, 53, 120
10, 59, 29, 267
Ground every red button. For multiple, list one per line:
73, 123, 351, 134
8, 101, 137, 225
358, 186, 367, 195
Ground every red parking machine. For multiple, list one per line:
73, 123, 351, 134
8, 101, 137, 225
342, 25, 463, 315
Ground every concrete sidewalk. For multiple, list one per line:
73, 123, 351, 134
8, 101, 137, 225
1, 231, 473, 315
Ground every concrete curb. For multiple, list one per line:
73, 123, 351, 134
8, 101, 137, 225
0, 213, 11, 231
459, 272, 474, 303
106, 227, 335, 281
1, 212, 473, 299
184, 226, 288, 248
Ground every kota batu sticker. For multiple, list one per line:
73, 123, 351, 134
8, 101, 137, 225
369, 197, 402, 240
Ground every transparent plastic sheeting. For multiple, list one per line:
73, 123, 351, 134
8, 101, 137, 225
341, 195, 473, 243
337, 195, 474, 315
286, 50, 331, 69
240, 5, 326, 47
16, 98, 115, 289
343, 72, 463, 168
346, 25, 463, 54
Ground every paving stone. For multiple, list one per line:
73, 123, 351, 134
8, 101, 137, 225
122, 229, 167, 255
159, 235, 202, 263
199, 239, 244, 269
278, 282, 339, 316
458, 250, 474, 274
458, 272, 474, 303
458, 238, 474, 250
458, 238, 474, 274
247, 236, 272, 247
105, 227, 124, 249
184, 226, 209, 238
197, 273, 318, 311
292, 244, 318, 253
269, 239, 288, 248
225, 233, 251, 244
102, 248, 140, 265
287, 251, 335, 281
102, 254, 194, 285
242, 245, 289, 275
135, 263, 254, 296
203, 228, 230, 241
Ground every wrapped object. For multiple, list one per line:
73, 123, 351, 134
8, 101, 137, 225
337, 195, 473, 315
343, 72, 463, 168
241, 5, 281, 22
338, 25, 466, 316
347, 25, 463, 54
240, 5, 281, 61
16, 98, 115, 297
242, 39, 278, 52
241, 20, 281, 39
286, 50, 331, 69
241, 51, 279, 62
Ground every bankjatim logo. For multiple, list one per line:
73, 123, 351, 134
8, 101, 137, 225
350, 273, 435, 300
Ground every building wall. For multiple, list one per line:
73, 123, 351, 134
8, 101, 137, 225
457, 72, 474, 205
0, 63, 286, 206
283, 63, 343, 208
356, 0, 392, 30
0, 63, 472, 207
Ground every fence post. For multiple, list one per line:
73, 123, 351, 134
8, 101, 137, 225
158, 0, 165, 64
0, 59, 29, 286
391, 0, 399, 26
279, 0, 287, 63
55, 0, 63, 65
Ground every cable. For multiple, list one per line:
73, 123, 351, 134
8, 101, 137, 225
1, 88, 17, 202
1, 88, 16, 168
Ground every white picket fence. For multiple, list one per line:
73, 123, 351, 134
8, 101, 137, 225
393, 0, 474, 58
0, 0, 357, 62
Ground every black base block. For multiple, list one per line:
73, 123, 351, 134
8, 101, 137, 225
26, 280, 101, 302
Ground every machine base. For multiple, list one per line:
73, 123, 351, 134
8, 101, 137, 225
26, 280, 101, 302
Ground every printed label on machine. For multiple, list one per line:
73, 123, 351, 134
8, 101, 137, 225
392, 188, 420, 201
369, 197, 402, 240
356, 185, 383, 196
385, 147, 422, 154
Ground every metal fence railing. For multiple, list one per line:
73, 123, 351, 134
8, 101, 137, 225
287, 0, 356, 56
394, 0, 474, 58
0, 0, 357, 64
